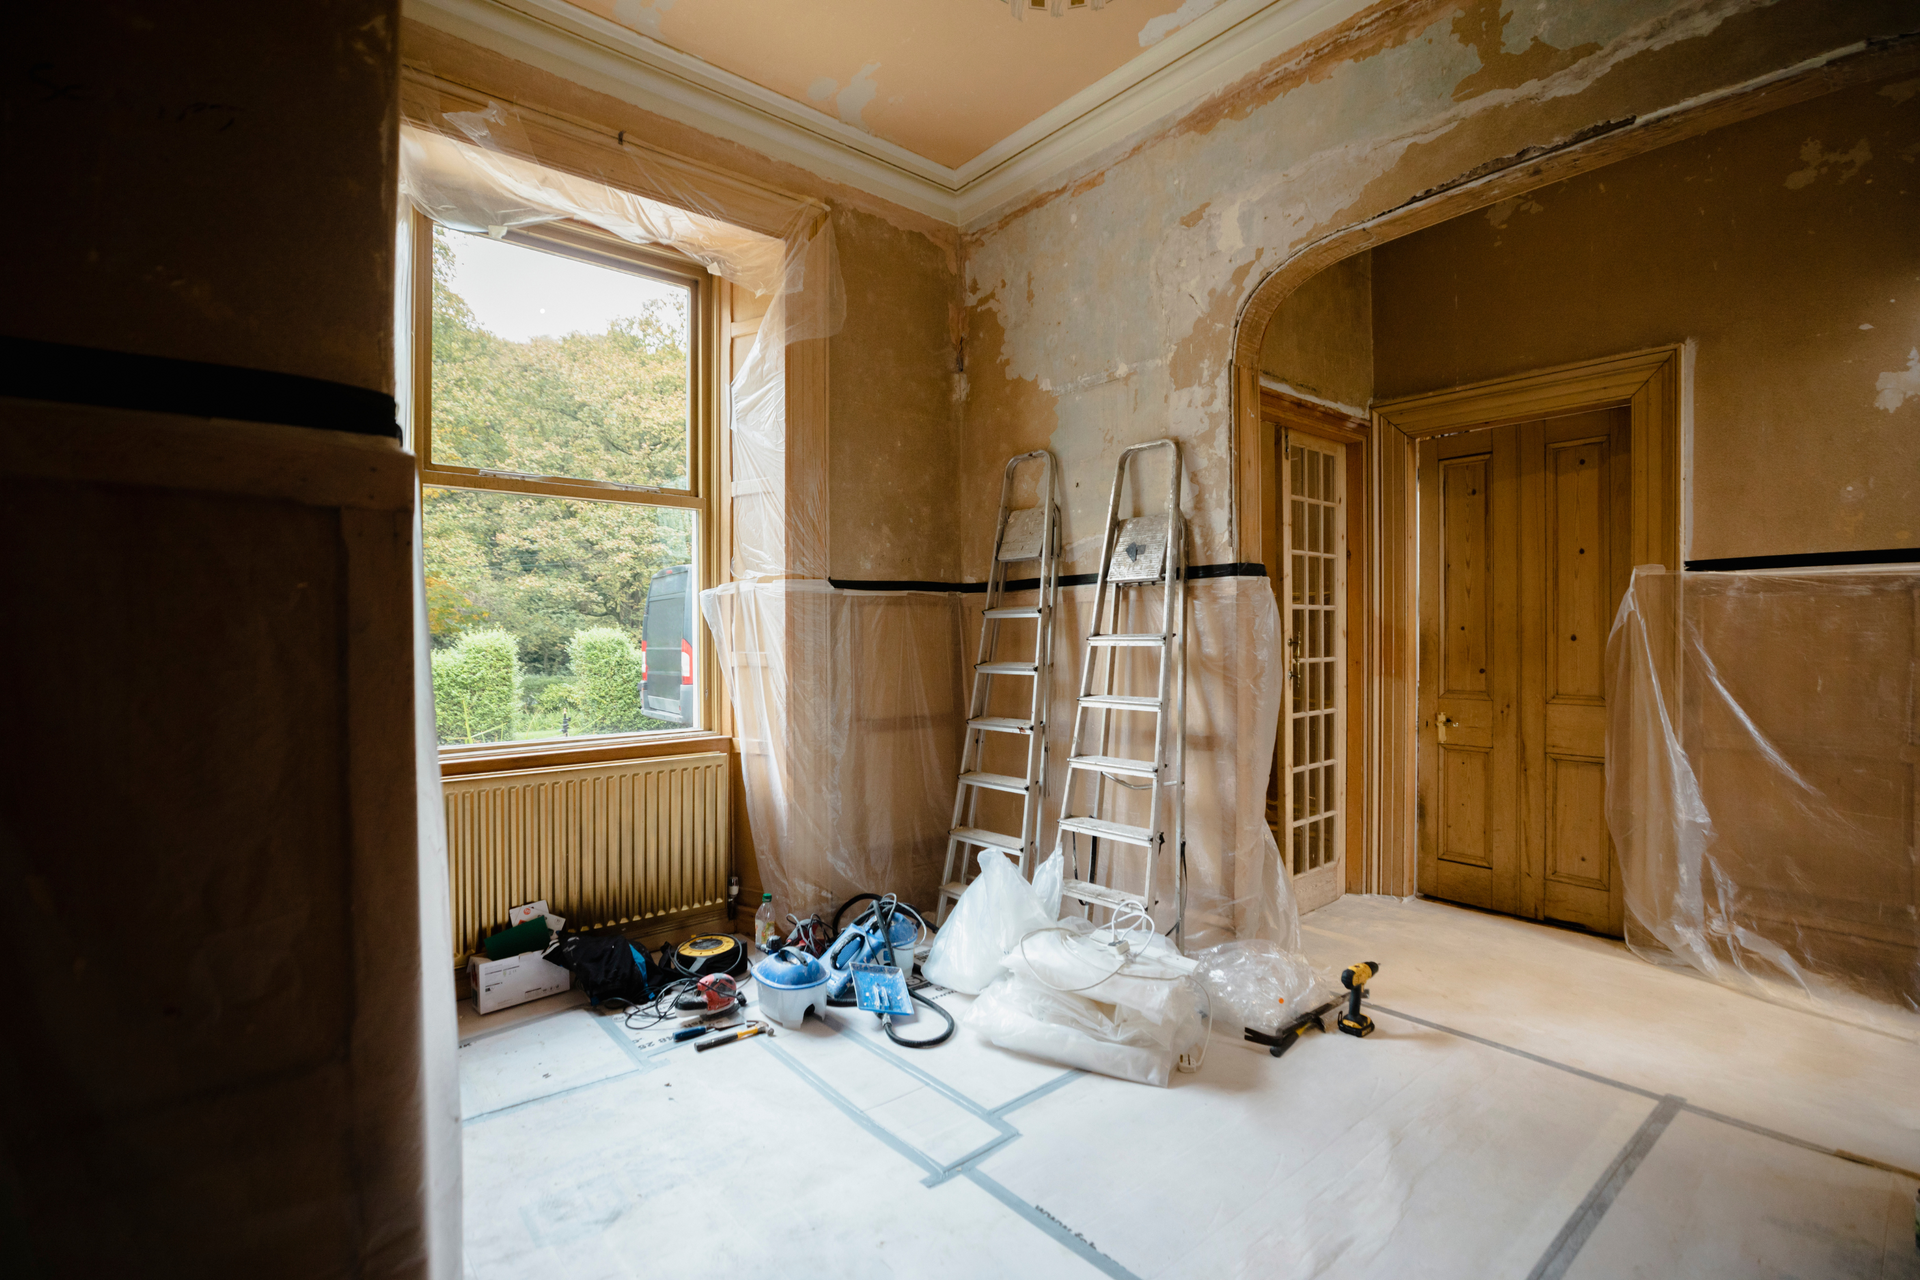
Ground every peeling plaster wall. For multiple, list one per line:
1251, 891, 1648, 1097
955, 0, 1915, 911
1373, 74, 1920, 560
959, 0, 1918, 576
1260, 249, 1374, 412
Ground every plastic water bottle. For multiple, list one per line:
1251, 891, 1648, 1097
754, 893, 777, 952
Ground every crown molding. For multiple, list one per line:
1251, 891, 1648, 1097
402, 0, 1368, 227
954, 0, 1368, 223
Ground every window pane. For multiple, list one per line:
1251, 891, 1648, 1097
431, 226, 691, 489
423, 486, 696, 744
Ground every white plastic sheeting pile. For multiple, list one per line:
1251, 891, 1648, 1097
930, 846, 1321, 1086
970, 920, 1209, 1089
1191, 939, 1323, 1034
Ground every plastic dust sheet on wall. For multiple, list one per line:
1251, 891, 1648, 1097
397, 105, 843, 582
1607, 564, 1920, 1038
703, 569, 1298, 953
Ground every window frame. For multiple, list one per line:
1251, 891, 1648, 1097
409, 211, 726, 766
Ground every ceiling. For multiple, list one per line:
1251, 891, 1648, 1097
410, 0, 1367, 224
572, 0, 1227, 169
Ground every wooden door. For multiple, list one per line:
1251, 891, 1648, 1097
1417, 407, 1630, 933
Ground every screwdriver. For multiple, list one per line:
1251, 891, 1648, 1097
695, 1022, 770, 1052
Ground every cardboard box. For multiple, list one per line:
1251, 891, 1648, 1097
468, 949, 571, 1014
468, 900, 572, 1014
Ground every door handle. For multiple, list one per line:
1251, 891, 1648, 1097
1436, 712, 1457, 742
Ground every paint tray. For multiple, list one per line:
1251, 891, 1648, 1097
850, 962, 913, 1015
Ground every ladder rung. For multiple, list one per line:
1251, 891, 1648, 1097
983, 606, 1042, 619
1087, 633, 1168, 646
959, 771, 1030, 794
977, 662, 1038, 676
1067, 754, 1157, 778
950, 826, 1024, 853
1062, 879, 1149, 913
1079, 695, 1160, 712
1057, 816, 1155, 847
968, 716, 1034, 734
937, 879, 969, 903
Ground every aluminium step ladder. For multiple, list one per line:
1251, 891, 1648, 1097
935, 450, 1061, 924
1053, 438, 1189, 948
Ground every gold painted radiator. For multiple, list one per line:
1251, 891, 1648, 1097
443, 753, 730, 964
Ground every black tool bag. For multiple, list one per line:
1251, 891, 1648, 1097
546, 933, 658, 1006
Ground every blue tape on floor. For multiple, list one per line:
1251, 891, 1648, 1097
462, 1067, 648, 1127
758, 1020, 1137, 1275
964, 1169, 1145, 1280
1526, 1094, 1684, 1280
992, 1069, 1084, 1117
760, 1037, 942, 1177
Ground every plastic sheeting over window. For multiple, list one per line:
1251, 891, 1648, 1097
703, 575, 1297, 951
1607, 565, 1920, 1036
397, 104, 842, 580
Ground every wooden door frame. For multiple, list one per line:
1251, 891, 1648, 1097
1368, 345, 1685, 897
1260, 387, 1369, 909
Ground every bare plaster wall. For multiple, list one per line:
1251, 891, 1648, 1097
1372, 74, 1919, 560
2, 3, 400, 392
400, 21, 964, 583
1259, 250, 1374, 413
828, 203, 964, 581
958, 0, 1919, 578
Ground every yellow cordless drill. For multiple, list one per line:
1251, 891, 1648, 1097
1337, 960, 1380, 1037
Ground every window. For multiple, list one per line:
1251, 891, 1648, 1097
411, 217, 716, 749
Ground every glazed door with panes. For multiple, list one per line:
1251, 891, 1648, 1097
1415, 407, 1630, 933
1273, 435, 1347, 913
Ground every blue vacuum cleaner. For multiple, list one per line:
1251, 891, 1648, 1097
820, 894, 954, 1048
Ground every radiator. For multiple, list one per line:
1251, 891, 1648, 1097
443, 752, 730, 964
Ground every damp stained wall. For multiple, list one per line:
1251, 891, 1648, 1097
1259, 249, 1374, 414
1372, 74, 1920, 560
958, 0, 1920, 578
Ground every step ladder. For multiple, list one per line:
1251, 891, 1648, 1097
1053, 439, 1189, 949
936, 451, 1061, 925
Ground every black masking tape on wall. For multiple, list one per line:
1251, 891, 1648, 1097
0, 336, 401, 439
827, 563, 1269, 593
1683, 549, 1920, 572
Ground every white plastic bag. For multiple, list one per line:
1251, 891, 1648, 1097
966, 974, 1202, 1088
921, 850, 1061, 994
1193, 939, 1321, 1035
1001, 923, 1198, 1025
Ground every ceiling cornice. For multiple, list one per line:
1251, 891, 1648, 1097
402, 0, 1370, 228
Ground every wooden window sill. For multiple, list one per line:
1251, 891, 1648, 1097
439, 731, 733, 777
